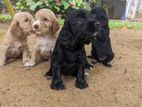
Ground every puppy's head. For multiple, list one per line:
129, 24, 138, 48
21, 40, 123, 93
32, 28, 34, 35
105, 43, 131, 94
64, 9, 100, 44
33, 9, 60, 35
91, 7, 108, 26
10, 12, 34, 36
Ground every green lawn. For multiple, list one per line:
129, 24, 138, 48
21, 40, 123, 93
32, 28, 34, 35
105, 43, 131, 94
58, 18, 142, 30
109, 20, 142, 30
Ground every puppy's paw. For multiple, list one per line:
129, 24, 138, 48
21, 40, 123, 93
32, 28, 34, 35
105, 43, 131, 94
102, 62, 112, 67
0, 61, 5, 67
50, 79, 65, 90
85, 72, 89, 76
84, 63, 93, 76
75, 79, 88, 89
44, 71, 52, 79
24, 61, 36, 67
91, 59, 98, 64
85, 63, 93, 71
22, 58, 30, 64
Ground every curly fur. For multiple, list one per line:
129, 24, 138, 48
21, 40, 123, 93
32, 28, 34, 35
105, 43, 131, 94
24, 9, 60, 67
0, 12, 33, 67
45, 9, 101, 90
90, 7, 114, 67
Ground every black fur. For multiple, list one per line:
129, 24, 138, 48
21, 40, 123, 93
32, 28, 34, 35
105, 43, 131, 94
45, 9, 101, 90
90, 7, 114, 67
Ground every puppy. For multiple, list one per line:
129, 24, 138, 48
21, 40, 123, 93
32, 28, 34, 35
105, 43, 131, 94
45, 9, 101, 90
90, 7, 114, 67
24, 9, 60, 67
0, 12, 33, 67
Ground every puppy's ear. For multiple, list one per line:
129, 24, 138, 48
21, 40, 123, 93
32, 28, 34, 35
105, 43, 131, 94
10, 19, 22, 36
59, 21, 74, 47
52, 20, 60, 34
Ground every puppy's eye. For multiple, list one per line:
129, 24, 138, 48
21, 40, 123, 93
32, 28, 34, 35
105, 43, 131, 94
43, 18, 48, 21
25, 18, 29, 22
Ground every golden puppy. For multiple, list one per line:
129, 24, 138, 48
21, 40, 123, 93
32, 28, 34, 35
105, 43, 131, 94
24, 9, 60, 67
0, 12, 33, 67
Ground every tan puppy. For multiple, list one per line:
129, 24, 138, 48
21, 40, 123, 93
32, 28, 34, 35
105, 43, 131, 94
0, 12, 33, 67
24, 9, 60, 67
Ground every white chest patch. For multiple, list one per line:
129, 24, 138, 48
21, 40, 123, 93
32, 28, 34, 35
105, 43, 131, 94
36, 36, 55, 52
14, 42, 22, 48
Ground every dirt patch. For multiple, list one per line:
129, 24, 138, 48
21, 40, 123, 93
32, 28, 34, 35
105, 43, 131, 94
0, 23, 142, 107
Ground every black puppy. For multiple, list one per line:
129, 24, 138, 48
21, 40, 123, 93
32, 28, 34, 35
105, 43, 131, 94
45, 9, 100, 90
90, 7, 114, 67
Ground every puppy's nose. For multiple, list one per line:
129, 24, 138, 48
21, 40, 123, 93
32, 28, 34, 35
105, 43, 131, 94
95, 22, 100, 27
34, 24, 39, 29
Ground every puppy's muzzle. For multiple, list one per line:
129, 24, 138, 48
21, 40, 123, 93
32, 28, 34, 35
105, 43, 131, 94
34, 24, 39, 29
87, 19, 101, 37
93, 32, 99, 37
95, 22, 101, 28
32, 20, 40, 30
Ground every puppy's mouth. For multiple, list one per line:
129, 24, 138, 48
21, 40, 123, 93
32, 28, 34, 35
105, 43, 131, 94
34, 29, 42, 34
93, 32, 99, 37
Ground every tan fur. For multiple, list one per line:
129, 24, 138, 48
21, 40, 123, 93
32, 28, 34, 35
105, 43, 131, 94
24, 9, 60, 67
0, 12, 34, 67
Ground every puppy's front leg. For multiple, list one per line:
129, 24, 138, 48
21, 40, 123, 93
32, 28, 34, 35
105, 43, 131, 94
50, 64, 65, 90
84, 54, 93, 76
0, 45, 9, 67
24, 48, 39, 67
22, 45, 30, 64
75, 64, 88, 89
75, 51, 88, 89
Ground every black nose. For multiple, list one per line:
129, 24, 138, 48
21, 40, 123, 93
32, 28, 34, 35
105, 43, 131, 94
34, 24, 39, 29
95, 22, 100, 28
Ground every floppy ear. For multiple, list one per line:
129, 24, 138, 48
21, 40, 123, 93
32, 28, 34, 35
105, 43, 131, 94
60, 21, 77, 47
52, 20, 60, 34
10, 19, 22, 36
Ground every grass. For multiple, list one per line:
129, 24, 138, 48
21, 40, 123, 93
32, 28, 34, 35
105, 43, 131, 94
57, 18, 142, 30
109, 20, 142, 30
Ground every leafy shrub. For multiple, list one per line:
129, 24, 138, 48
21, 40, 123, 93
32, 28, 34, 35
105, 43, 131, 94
0, 1, 4, 11
16, 0, 84, 15
0, 2, 2, 7
0, 14, 12, 22
82, 0, 102, 11
90, 0, 102, 6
